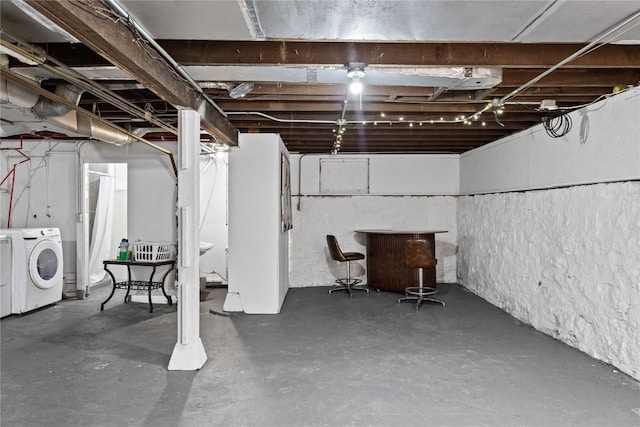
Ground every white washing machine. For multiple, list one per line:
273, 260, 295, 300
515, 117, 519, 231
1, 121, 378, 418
1, 228, 64, 314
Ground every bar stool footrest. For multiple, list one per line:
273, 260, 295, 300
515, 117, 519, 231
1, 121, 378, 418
397, 295, 446, 308
335, 278, 362, 286
404, 286, 437, 297
328, 278, 369, 297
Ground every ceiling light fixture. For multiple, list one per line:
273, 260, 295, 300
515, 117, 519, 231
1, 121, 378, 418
347, 64, 365, 95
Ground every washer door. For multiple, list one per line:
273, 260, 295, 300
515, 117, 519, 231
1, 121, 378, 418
28, 239, 63, 290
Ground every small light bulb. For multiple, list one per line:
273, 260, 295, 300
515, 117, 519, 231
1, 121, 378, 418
349, 78, 363, 94
380, 112, 386, 117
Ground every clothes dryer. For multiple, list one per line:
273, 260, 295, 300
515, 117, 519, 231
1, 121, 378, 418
0, 234, 12, 317
1, 228, 64, 314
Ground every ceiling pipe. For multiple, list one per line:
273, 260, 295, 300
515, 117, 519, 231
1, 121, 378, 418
225, 111, 335, 124
29, 82, 136, 145
0, 33, 178, 135
500, 8, 640, 105
102, 0, 228, 118
0, 72, 39, 108
0, 66, 177, 175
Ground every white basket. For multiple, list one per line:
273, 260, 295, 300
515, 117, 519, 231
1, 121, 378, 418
132, 241, 176, 262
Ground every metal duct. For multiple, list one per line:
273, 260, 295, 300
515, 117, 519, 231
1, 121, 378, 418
0, 76, 39, 107
32, 83, 84, 119
0, 76, 135, 145
0, 56, 39, 107
36, 109, 135, 146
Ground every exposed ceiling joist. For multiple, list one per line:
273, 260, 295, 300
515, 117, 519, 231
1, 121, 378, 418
3, 1, 639, 155
23, 0, 238, 146
39, 41, 640, 69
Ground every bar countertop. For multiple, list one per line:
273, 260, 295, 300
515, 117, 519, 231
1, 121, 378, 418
355, 229, 448, 234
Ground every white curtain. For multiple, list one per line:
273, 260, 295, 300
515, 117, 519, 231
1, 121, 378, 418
88, 171, 115, 284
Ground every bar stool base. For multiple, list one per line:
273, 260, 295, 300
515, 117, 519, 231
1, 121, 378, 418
329, 278, 369, 297
398, 286, 445, 310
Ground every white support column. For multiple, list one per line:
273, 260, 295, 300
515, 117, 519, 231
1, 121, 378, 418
168, 109, 207, 370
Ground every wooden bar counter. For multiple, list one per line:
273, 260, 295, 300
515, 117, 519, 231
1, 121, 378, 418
355, 230, 447, 293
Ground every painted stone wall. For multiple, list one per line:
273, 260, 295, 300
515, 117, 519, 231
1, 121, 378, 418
290, 195, 458, 288
457, 182, 640, 380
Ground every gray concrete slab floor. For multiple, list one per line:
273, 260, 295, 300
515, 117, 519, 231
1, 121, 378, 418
1, 283, 639, 427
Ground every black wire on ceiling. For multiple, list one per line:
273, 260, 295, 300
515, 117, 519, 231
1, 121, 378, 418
543, 110, 572, 138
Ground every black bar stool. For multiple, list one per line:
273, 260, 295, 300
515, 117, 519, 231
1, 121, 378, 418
326, 235, 368, 297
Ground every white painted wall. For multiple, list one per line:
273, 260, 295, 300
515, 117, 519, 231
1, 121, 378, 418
81, 141, 177, 288
294, 154, 459, 196
227, 134, 289, 314
460, 89, 640, 194
0, 140, 78, 289
289, 154, 459, 288
458, 88, 640, 381
0, 139, 179, 294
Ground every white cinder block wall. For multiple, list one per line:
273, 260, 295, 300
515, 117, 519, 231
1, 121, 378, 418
289, 154, 459, 287
458, 88, 640, 381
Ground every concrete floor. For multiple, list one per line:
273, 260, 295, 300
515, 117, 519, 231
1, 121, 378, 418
1, 283, 639, 427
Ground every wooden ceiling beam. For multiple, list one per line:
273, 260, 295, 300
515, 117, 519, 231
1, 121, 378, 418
502, 69, 640, 87
286, 141, 485, 147
224, 109, 540, 120
237, 126, 511, 135
38, 40, 640, 69
25, 0, 238, 146
217, 101, 492, 112
246, 129, 513, 137
281, 138, 505, 145
151, 41, 640, 69
206, 83, 616, 99
218, 101, 550, 117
